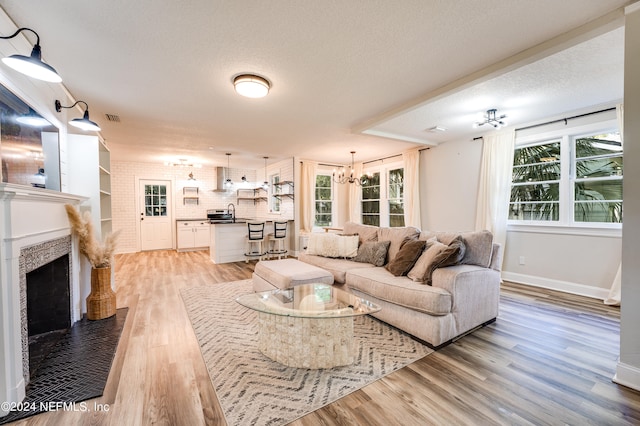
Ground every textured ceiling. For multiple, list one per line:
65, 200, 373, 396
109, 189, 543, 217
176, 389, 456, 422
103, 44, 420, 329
0, 0, 632, 168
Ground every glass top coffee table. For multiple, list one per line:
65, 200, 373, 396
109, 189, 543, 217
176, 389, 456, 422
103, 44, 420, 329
236, 283, 381, 369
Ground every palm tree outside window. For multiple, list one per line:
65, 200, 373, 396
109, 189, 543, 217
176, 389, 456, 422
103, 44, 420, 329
509, 130, 622, 225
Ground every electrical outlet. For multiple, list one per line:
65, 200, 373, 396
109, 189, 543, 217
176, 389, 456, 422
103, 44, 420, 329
519, 256, 525, 265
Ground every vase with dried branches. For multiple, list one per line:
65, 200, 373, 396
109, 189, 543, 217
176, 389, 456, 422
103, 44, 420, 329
65, 204, 120, 320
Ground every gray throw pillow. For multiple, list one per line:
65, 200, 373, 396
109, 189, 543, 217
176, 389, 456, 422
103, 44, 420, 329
353, 240, 391, 267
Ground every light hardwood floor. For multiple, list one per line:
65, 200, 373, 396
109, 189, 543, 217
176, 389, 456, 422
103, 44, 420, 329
9, 249, 640, 425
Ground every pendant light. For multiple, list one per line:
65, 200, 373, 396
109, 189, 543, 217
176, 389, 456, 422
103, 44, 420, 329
1, 28, 62, 83
224, 153, 233, 189
262, 157, 269, 190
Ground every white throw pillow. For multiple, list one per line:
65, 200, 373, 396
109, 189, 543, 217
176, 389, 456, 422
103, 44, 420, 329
306, 233, 359, 258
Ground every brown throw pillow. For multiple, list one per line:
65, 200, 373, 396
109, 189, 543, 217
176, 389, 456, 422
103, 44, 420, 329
407, 236, 466, 284
385, 239, 426, 276
353, 240, 391, 267
407, 241, 448, 283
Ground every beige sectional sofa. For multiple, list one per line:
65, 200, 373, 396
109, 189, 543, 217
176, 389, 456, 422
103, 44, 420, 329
298, 222, 503, 348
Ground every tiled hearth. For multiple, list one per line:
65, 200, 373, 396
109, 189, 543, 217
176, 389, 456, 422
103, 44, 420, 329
0, 184, 86, 417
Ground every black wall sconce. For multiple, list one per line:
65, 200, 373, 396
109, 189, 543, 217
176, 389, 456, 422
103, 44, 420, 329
55, 100, 101, 132
0, 27, 61, 83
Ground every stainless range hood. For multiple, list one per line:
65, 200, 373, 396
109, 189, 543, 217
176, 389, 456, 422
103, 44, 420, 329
213, 167, 229, 192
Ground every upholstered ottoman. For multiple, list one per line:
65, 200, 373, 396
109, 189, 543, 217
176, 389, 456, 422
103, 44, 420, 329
253, 259, 334, 292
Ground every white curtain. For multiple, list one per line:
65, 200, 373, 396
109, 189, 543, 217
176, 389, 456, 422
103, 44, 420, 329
475, 130, 515, 255
300, 161, 317, 233
605, 103, 623, 306
348, 162, 363, 223
403, 149, 421, 228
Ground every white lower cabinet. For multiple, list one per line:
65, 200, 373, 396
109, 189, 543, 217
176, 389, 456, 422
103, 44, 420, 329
176, 220, 210, 251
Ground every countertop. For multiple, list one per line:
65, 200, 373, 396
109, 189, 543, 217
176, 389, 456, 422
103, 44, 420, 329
177, 218, 292, 224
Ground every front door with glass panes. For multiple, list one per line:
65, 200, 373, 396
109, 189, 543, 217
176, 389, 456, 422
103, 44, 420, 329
139, 179, 172, 250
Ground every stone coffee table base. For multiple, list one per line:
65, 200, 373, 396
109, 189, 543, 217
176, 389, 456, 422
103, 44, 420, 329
257, 312, 354, 369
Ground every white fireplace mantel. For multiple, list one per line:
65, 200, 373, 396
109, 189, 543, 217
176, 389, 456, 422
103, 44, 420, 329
0, 183, 88, 416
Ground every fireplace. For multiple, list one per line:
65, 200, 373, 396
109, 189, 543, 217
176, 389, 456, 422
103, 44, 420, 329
1, 184, 85, 417
19, 236, 74, 381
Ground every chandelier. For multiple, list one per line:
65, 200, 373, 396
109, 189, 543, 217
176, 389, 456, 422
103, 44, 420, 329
474, 109, 507, 129
333, 151, 368, 186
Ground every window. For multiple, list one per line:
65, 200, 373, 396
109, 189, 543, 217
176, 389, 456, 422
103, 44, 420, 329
270, 173, 281, 213
388, 168, 405, 227
361, 162, 404, 227
144, 184, 168, 216
574, 134, 622, 223
362, 172, 380, 226
314, 174, 333, 226
509, 125, 622, 226
510, 141, 561, 221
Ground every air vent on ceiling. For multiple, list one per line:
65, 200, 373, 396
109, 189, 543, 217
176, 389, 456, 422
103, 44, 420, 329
105, 113, 121, 123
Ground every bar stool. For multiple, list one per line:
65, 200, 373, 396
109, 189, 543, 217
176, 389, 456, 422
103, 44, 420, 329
267, 221, 288, 260
245, 222, 266, 263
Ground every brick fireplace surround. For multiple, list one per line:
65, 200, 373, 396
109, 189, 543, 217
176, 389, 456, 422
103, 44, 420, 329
0, 184, 87, 417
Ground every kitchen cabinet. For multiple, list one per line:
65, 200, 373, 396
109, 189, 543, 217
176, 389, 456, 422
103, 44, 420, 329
177, 220, 210, 251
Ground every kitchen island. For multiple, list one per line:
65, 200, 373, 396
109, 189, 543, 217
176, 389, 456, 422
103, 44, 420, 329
210, 220, 278, 264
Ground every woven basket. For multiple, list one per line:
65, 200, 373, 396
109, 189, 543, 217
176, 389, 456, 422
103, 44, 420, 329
86, 266, 117, 320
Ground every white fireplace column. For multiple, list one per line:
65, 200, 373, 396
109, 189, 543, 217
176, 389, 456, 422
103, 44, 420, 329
0, 184, 86, 417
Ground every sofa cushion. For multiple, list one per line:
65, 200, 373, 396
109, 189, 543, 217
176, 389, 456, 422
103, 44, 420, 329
377, 226, 420, 262
306, 233, 359, 258
434, 230, 494, 268
346, 267, 452, 316
343, 221, 378, 245
298, 252, 375, 284
352, 240, 391, 267
385, 239, 426, 276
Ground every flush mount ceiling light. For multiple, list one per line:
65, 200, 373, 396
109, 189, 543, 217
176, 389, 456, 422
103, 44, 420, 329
1, 27, 62, 83
233, 74, 270, 98
55, 100, 101, 132
474, 108, 507, 129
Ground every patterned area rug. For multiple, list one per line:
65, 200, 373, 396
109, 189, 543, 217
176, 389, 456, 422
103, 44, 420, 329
180, 280, 432, 426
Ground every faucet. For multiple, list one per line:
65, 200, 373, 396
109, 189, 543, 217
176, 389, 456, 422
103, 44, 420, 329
227, 203, 236, 222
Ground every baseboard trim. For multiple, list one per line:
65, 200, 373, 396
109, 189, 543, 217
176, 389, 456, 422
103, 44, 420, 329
502, 271, 609, 300
614, 362, 640, 392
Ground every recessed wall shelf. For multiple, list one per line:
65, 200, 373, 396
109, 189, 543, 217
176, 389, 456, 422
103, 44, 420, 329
183, 187, 199, 204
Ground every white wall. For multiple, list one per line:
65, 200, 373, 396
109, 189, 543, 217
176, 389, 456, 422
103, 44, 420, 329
420, 138, 481, 232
